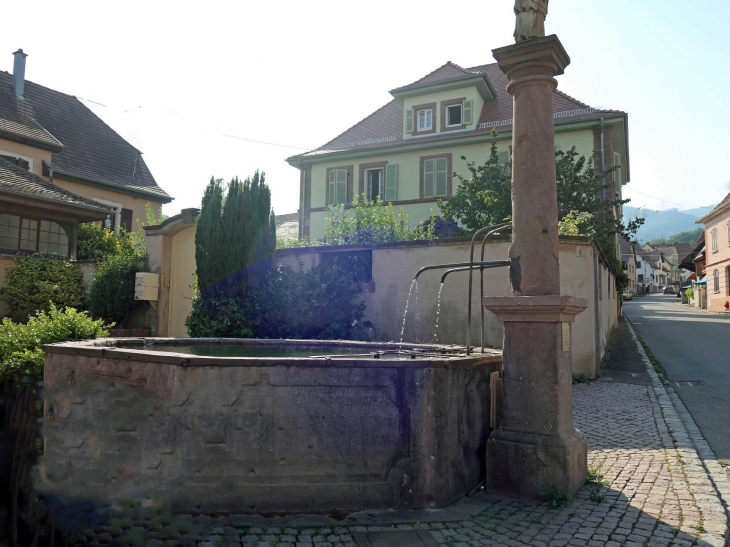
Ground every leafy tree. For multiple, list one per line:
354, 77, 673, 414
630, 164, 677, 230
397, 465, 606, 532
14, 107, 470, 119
88, 251, 143, 324
77, 223, 140, 261
437, 129, 512, 233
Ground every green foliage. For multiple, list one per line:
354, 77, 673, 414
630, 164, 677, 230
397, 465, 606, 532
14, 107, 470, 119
0, 305, 109, 383
586, 463, 610, 502
195, 172, 276, 307
437, 129, 512, 233
2, 255, 86, 322
685, 288, 694, 299
572, 373, 590, 384
186, 261, 372, 340
555, 147, 644, 246
324, 195, 436, 245
76, 223, 141, 261
558, 211, 590, 236
276, 236, 324, 249
648, 227, 703, 245
540, 482, 571, 507
88, 251, 143, 324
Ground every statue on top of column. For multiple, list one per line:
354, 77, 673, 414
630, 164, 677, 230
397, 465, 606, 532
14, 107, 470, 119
514, 0, 549, 43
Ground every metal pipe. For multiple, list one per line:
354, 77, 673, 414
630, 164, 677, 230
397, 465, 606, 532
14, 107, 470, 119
480, 223, 512, 352
413, 260, 507, 280
440, 262, 509, 284
467, 222, 511, 353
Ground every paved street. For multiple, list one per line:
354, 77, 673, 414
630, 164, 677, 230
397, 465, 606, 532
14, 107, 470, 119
623, 294, 730, 461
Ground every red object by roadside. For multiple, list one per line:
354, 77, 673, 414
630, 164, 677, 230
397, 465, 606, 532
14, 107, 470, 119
725, 301, 729, 310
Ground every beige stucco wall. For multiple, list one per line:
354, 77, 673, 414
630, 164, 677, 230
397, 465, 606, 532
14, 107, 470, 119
0, 137, 52, 178
306, 128, 595, 240
168, 227, 196, 337
52, 178, 163, 233
704, 206, 730, 311
275, 237, 617, 379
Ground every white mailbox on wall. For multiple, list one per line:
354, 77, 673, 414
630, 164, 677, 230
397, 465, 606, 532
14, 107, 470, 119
135, 272, 159, 301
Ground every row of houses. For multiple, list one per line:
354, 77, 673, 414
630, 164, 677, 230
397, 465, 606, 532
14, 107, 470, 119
679, 194, 730, 312
620, 238, 693, 295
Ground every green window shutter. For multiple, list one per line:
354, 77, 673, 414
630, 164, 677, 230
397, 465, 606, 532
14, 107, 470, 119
463, 100, 473, 124
328, 170, 336, 206
385, 164, 398, 202
423, 159, 435, 198
336, 169, 348, 204
435, 157, 448, 197
406, 110, 414, 133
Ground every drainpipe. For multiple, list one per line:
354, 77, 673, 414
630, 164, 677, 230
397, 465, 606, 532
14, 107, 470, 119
593, 248, 601, 376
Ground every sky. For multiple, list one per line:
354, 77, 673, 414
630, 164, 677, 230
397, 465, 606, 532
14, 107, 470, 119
2, 0, 730, 218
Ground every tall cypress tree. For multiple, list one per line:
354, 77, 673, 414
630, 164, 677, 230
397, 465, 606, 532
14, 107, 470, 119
194, 171, 276, 314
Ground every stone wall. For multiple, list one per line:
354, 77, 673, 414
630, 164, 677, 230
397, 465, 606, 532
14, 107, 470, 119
38, 343, 501, 515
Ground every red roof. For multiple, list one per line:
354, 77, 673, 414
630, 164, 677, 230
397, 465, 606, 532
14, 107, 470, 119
290, 61, 625, 160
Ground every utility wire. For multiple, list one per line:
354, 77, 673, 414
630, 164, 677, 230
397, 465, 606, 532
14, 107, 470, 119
623, 187, 684, 208
223, 134, 311, 150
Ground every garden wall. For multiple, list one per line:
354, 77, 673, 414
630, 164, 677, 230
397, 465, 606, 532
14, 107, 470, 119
275, 235, 620, 379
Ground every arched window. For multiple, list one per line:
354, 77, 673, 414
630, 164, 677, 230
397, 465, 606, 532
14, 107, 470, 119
714, 269, 720, 293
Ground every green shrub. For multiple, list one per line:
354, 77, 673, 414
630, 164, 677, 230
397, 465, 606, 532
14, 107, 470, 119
0, 306, 109, 383
2, 255, 86, 322
685, 288, 694, 299
324, 195, 436, 245
186, 261, 372, 340
88, 252, 143, 324
76, 223, 140, 261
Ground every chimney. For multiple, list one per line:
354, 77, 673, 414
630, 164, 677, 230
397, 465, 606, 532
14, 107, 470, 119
12, 49, 27, 99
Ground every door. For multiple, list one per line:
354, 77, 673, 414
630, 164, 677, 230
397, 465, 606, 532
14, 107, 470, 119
168, 227, 196, 337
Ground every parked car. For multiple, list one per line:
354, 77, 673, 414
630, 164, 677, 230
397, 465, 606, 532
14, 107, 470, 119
622, 290, 633, 301
663, 285, 676, 294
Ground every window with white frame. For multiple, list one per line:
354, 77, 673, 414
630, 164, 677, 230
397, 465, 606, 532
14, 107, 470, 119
417, 109, 432, 131
328, 168, 349, 206
423, 157, 448, 199
712, 227, 718, 251
365, 168, 383, 202
445, 104, 462, 127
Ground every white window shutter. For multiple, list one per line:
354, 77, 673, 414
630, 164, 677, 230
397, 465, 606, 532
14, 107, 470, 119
423, 159, 435, 198
365, 172, 372, 202
463, 100, 473, 124
435, 157, 448, 197
406, 110, 414, 133
328, 170, 336, 206
385, 164, 398, 202
336, 169, 348, 204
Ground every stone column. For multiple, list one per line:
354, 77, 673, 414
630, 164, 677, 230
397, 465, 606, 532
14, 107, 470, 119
483, 35, 588, 500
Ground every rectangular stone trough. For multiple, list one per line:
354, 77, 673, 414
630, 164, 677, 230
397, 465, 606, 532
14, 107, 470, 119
40, 339, 501, 514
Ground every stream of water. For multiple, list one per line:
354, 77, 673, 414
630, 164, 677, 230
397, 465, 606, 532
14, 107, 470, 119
399, 279, 417, 349
434, 283, 445, 343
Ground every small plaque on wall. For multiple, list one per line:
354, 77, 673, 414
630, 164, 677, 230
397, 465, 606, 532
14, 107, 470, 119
562, 322, 570, 352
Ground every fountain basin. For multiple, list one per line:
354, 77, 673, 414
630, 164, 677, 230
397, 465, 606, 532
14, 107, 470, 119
40, 338, 501, 514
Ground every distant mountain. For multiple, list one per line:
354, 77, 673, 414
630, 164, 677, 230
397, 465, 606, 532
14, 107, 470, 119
624, 205, 715, 243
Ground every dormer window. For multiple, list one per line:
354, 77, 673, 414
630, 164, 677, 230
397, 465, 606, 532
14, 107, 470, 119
446, 104, 462, 127
417, 109, 432, 131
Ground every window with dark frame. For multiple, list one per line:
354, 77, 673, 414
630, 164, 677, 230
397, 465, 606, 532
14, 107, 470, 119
365, 169, 383, 203
328, 168, 349, 206
422, 157, 449, 199
0, 153, 30, 170
0, 213, 69, 256
417, 109, 432, 131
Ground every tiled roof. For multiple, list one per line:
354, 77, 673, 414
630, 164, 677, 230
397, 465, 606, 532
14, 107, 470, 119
697, 192, 730, 223
290, 61, 625, 160
0, 72, 171, 201
672, 242, 693, 261
0, 157, 112, 213
619, 236, 634, 255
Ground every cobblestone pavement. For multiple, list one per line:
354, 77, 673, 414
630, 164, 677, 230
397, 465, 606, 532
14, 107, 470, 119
70, 324, 728, 547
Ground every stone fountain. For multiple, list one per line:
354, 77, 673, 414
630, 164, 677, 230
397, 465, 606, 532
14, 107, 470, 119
482, 0, 589, 499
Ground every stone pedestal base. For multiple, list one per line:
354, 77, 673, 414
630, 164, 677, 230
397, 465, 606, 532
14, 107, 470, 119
486, 428, 587, 499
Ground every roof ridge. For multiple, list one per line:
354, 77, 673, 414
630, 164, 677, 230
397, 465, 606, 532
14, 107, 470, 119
394, 61, 469, 90
311, 99, 398, 151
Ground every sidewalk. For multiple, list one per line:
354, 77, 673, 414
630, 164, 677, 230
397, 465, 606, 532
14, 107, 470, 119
67, 321, 729, 547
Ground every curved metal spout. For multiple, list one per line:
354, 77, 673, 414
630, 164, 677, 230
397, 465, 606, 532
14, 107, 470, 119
440, 261, 510, 284
479, 222, 513, 353
413, 261, 504, 280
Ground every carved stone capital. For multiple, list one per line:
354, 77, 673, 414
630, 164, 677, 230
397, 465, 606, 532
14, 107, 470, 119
482, 295, 588, 323
492, 34, 570, 81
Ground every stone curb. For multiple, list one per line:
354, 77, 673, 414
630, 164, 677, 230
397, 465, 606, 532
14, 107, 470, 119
626, 317, 729, 547
673, 300, 730, 316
